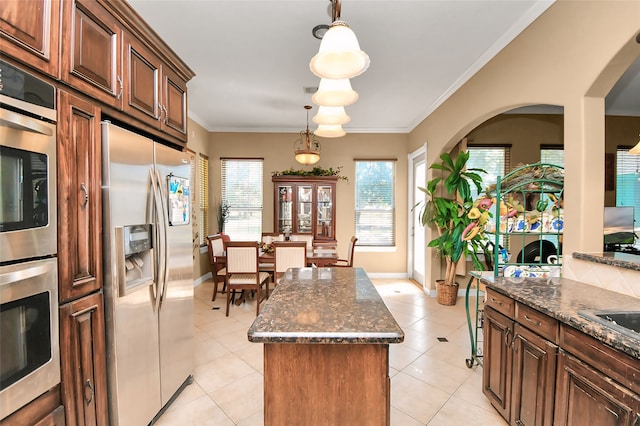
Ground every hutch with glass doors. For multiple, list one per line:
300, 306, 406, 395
272, 176, 337, 242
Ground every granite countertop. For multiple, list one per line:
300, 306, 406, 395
478, 275, 640, 359
247, 267, 404, 344
573, 251, 640, 271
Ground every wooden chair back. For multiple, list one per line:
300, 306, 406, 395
224, 241, 270, 316
273, 241, 307, 282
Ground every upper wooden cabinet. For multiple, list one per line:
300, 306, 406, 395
0, 0, 60, 77
61, 0, 124, 110
59, 0, 193, 142
124, 32, 188, 140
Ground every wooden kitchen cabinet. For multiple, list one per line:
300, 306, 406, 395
124, 32, 188, 140
57, 90, 102, 303
0, 0, 60, 78
483, 305, 514, 421
61, 0, 124, 110
555, 350, 640, 426
483, 288, 639, 426
59, 291, 108, 426
273, 176, 337, 242
0, 385, 64, 426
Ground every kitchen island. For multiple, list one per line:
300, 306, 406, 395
248, 267, 404, 426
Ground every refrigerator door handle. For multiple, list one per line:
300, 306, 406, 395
156, 169, 170, 307
149, 168, 164, 313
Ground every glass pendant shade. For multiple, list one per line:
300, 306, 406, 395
295, 151, 321, 165
312, 78, 359, 107
630, 139, 640, 154
315, 124, 346, 138
309, 21, 370, 79
312, 106, 351, 125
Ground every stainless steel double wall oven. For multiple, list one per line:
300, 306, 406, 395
0, 59, 60, 420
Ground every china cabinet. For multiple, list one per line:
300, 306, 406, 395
272, 176, 337, 242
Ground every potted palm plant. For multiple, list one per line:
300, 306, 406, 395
418, 151, 489, 305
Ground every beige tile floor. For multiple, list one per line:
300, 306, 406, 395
154, 278, 508, 426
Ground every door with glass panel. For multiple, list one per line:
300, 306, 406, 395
410, 149, 426, 285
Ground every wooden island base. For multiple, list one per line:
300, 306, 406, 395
263, 343, 390, 425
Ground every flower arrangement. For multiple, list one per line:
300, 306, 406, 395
260, 242, 274, 254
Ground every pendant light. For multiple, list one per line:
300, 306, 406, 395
294, 105, 321, 165
311, 78, 358, 107
312, 106, 351, 125
315, 124, 346, 138
309, 0, 370, 79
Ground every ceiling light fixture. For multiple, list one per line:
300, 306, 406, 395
312, 106, 351, 125
311, 78, 359, 107
309, 0, 370, 79
315, 124, 346, 138
294, 105, 321, 165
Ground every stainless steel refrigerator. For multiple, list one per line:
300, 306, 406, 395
101, 121, 194, 426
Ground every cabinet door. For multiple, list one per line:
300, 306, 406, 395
297, 185, 313, 234
61, 0, 123, 109
511, 324, 557, 426
124, 31, 161, 123
161, 65, 188, 139
57, 91, 102, 302
276, 185, 293, 233
0, 0, 60, 77
555, 350, 640, 426
483, 306, 514, 421
316, 184, 334, 239
59, 291, 108, 426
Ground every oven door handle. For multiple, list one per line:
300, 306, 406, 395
0, 262, 53, 286
0, 108, 53, 136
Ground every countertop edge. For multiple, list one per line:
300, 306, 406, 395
572, 251, 640, 271
247, 330, 404, 344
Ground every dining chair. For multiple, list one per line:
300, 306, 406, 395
224, 241, 271, 317
289, 234, 314, 251
330, 236, 358, 267
273, 241, 307, 284
206, 234, 227, 301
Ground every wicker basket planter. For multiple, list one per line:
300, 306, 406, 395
436, 280, 459, 306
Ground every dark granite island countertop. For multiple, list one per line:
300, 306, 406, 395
477, 274, 640, 359
248, 267, 404, 344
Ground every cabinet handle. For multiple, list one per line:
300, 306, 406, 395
80, 183, 89, 209
633, 413, 640, 426
162, 105, 168, 124
523, 314, 542, 327
116, 76, 123, 99
157, 103, 164, 122
504, 328, 512, 348
84, 379, 94, 405
490, 297, 503, 306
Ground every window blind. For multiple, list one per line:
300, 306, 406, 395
221, 159, 263, 241
198, 153, 209, 246
354, 160, 395, 246
468, 146, 511, 249
540, 146, 565, 168
616, 148, 640, 230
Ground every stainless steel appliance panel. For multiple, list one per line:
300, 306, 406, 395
154, 143, 194, 404
0, 107, 57, 263
0, 257, 59, 420
101, 123, 161, 426
102, 122, 194, 425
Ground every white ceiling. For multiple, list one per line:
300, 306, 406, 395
127, 0, 640, 134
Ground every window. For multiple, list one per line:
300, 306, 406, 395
616, 148, 640, 231
221, 159, 263, 241
467, 146, 511, 199
540, 145, 565, 167
467, 146, 511, 248
198, 153, 209, 246
355, 160, 395, 246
